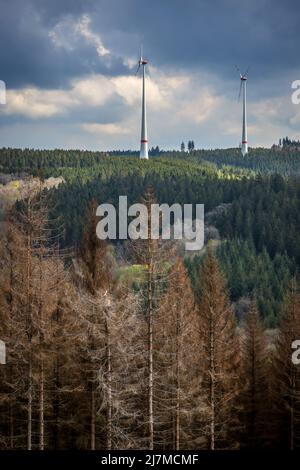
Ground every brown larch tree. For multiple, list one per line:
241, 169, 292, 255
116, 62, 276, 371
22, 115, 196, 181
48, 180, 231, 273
196, 250, 240, 450
154, 257, 199, 449
272, 278, 300, 449
239, 301, 268, 448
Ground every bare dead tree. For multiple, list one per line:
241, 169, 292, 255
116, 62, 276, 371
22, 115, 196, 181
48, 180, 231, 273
0, 179, 70, 449
239, 301, 268, 448
73, 199, 117, 449
272, 278, 300, 449
196, 250, 240, 450
130, 187, 174, 450
154, 257, 199, 449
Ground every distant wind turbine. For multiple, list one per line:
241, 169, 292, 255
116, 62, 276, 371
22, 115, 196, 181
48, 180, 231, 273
136, 47, 149, 160
236, 66, 249, 156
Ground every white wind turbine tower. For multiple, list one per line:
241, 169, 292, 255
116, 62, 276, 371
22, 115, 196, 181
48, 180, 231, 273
236, 66, 249, 156
136, 47, 149, 159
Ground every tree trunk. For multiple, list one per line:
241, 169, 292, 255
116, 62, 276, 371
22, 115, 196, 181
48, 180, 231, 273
39, 361, 44, 450
9, 404, 14, 449
91, 387, 95, 450
290, 372, 295, 451
26, 200, 33, 451
53, 360, 60, 449
106, 315, 112, 450
210, 321, 215, 450
147, 254, 154, 450
28, 357, 32, 450
175, 310, 180, 450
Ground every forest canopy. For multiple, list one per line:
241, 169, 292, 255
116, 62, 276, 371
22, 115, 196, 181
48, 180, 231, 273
1, 146, 300, 327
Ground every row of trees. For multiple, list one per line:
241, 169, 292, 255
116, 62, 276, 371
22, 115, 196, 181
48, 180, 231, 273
279, 137, 300, 148
191, 147, 300, 175
0, 186, 300, 449
180, 141, 195, 153
2, 147, 300, 176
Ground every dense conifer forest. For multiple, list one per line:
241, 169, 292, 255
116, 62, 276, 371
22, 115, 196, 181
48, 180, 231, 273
2, 146, 299, 326
1, 146, 300, 449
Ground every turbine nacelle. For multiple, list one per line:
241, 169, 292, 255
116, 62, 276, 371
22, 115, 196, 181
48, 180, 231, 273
136, 57, 148, 75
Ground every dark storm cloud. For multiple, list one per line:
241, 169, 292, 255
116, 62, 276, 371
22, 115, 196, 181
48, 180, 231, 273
109, 0, 297, 80
0, 0, 127, 89
1, 0, 300, 90
1, 0, 300, 150
93, 0, 300, 83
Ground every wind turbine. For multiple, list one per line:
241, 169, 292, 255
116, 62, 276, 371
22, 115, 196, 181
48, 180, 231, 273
136, 47, 149, 160
236, 66, 249, 156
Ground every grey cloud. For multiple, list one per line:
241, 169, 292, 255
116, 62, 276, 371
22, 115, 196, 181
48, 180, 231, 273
1, 0, 300, 149
0, 0, 128, 89
2, 0, 300, 90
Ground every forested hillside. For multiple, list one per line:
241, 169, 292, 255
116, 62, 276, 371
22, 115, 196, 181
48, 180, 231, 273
1, 147, 299, 327
1, 184, 300, 450
189, 147, 300, 175
1, 146, 300, 449
2, 146, 300, 176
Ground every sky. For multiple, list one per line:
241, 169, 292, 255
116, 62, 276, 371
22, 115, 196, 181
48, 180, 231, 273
0, 0, 300, 151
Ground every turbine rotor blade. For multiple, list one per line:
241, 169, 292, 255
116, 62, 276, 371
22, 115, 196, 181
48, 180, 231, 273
135, 62, 141, 75
244, 66, 250, 77
235, 64, 241, 76
238, 80, 243, 101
